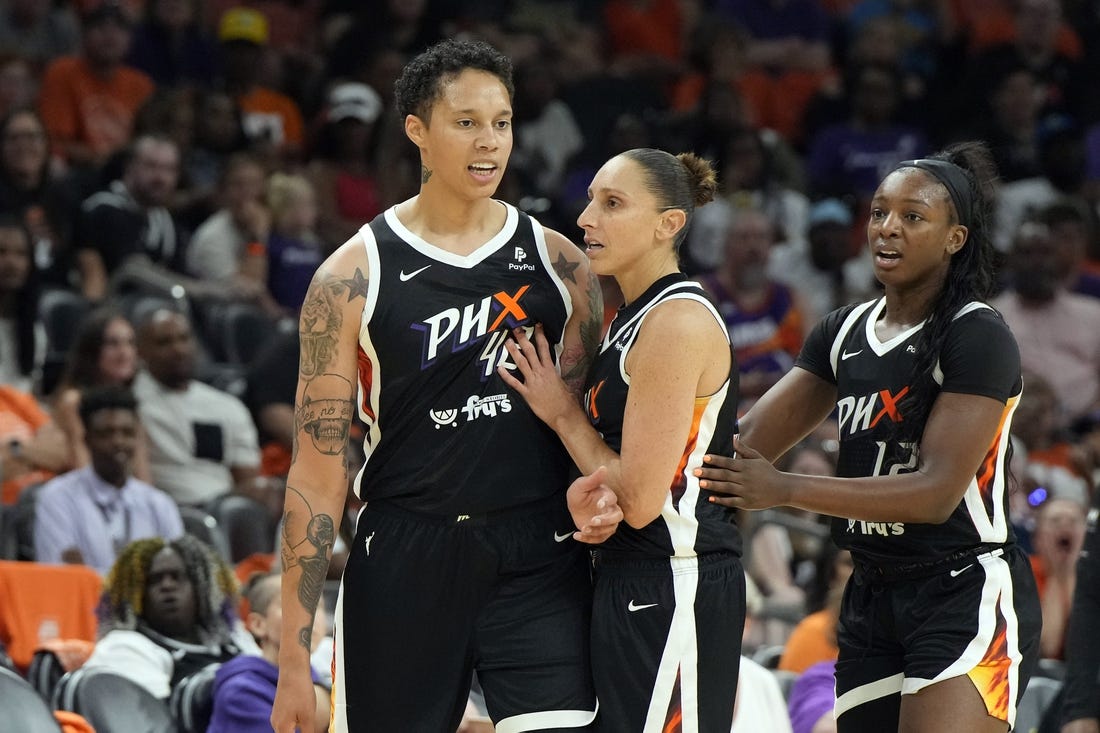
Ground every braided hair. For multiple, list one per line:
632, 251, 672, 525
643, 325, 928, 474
99, 535, 239, 641
892, 141, 999, 447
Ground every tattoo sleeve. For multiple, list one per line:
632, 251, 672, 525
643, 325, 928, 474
282, 485, 336, 652
299, 267, 369, 378
560, 269, 603, 396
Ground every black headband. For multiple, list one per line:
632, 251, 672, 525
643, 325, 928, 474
894, 158, 974, 227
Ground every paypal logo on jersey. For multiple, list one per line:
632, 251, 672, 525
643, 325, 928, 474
411, 286, 532, 374
509, 246, 536, 271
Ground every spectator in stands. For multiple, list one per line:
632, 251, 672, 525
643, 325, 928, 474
216, 7, 304, 163
306, 82, 385, 249
186, 153, 273, 297
0, 215, 43, 393
778, 541, 853, 674
84, 535, 244, 699
50, 307, 150, 477
126, 0, 218, 88
788, 659, 838, 733
806, 61, 928, 209
994, 115, 1089, 252
1039, 200, 1100, 300
1012, 371, 1091, 507
207, 572, 328, 733
956, 63, 1044, 183
0, 108, 82, 287
133, 308, 261, 507
37, 0, 154, 171
734, 574, 794, 733
34, 385, 183, 575
74, 133, 187, 302
0, 54, 37, 120
711, 0, 834, 144
0, 0, 80, 68
698, 206, 808, 402
0, 381, 68, 505
264, 173, 325, 312
184, 88, 249, 217
993, 219, 1100, 430
1029, 496, 1088, 660
1060, 487, 1100, 733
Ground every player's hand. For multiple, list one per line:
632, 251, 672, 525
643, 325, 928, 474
498, 324, 581, 427
272, 665, 317, 733
694, 436, 790, 510
567, 466, 622, 544
1062, 719, 1100, 733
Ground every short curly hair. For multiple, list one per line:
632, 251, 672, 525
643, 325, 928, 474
393, 38, 514, 123
99, 535, 240, 641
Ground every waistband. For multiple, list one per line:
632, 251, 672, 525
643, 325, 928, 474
593, 549, 741, 577
366, 492, 563, 527
853, 543, 1011, 583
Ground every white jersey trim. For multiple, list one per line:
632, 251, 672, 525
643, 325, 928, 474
643, 556, 702, 733
494, 704, 598, 733
530, 215, 574, 367
828, 299, 878, 378
382, 200, 519, 268
834, 673, 904, 718
355, 224, 386, 498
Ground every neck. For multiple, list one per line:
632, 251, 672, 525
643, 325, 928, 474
615, 250, 680, 304
882, 279, 942, 329
399, 190, 502, 251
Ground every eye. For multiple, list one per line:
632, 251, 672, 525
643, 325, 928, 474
605, 198, 620, 209
905, 212, 923, 222
457, 119, 473, 128
870, 208, 885, 220
495, 119, 511, 129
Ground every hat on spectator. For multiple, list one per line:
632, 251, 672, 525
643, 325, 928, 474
218, 7, 270, 45
80, 0, 135, 27
328, 83, 383, 125
809, 198, 853, 228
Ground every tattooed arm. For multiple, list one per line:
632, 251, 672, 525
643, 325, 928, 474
543, 227, 602, 398
272, 237, 369, 733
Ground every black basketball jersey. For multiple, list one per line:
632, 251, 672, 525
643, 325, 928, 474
584, 274, 742, 558
796, 297, 1023, 566
353, 202, 574, 514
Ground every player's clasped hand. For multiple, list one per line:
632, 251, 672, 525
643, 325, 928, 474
695, 436, 792, 510
567, 466, 623, 544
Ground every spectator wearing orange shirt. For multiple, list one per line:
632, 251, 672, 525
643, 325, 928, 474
216, 7, 304, 163
37, 0, 154, 170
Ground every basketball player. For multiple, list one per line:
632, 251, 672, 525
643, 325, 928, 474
500, 149, 744, 732
697, 142, 1041, 732
271, 39, 614, 733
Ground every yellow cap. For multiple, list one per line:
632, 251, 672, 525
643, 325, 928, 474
218, 7, 269, 45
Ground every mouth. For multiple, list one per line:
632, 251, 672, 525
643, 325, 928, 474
583, 237, 604, 253
874, 247, 901, 267
468, 163, 498, 180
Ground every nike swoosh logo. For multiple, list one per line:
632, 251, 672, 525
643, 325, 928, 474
949, 563, 974, 578
554, 531, 573, 543
841, 349, 863, 360
627, 601, 658, 612
399, 265, 431, 281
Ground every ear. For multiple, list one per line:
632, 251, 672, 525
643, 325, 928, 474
946, 224, 968, 255
404, 114, 427, 148
245, 610, 267, 640
656, 208, 687, 243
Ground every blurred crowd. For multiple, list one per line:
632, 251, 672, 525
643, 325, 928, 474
1, 0, 1100, 731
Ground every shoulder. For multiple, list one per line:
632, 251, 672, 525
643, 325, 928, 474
316, 232, 371, 280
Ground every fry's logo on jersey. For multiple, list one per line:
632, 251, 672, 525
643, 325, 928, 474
847, 519, 906, 536
836, 386, 909, 435
429, 394, 512, 428
412, 286, 532, 372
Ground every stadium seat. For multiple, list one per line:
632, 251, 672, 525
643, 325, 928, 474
12, 481, 45, 561
38, 288, 92, 396
169, 663, 220, 733
750, 644, 786, 670
53, 667, 176, 733
179, 505, 232, 564
771, 669, 800, 702
201, 302, 277, 366
206, 493, 274, 564
0, 664, 63, 733
1014, 675, 1062, 733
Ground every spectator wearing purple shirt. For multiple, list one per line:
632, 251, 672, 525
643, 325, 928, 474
33, 384, 183, 575
788, 660, 837, 733
806, 62, 927, 208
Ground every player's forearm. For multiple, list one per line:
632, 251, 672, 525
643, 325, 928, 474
785, 470, 965, 524
278, 479, 344, 662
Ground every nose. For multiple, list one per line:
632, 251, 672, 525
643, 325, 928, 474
878, 210, 902, 237
577, 201, 595, 230
476, 127, 501, 152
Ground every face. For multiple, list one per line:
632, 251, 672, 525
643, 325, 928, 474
866, 168, 966, 292
723, 210, 774, 275
139, 311, 195, 388
197, 93, 240, 149
1034, 498, 1086, 561
1, 110, 48, 181
86, 408, 138, 484
0, 60, 35, 115
98, 317, 137, 384
223, 162, 265, 214
278, 186, 318, 234
577, 155, 670, 277
1011, 223, 1061, 302
143, 547, 198, 638
127, 140, 180, 207
410, 69, 513, 200
853, 67, 898, 125
83, 19, 133, 67
0, 225, 30, 292
154, 0, 193, 29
